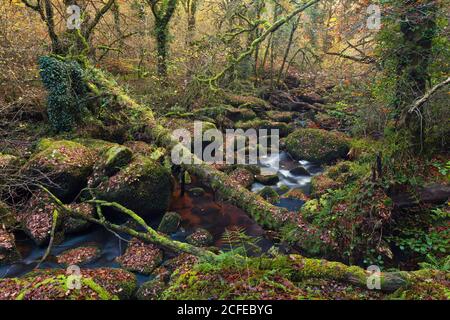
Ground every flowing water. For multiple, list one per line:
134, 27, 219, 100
0, 151, 321, 282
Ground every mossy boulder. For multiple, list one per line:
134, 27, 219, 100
117, 238, 163, 275
0, 268, 137, 300
19, 192, 92, 245
158, 212, 182, 234
255, 174, 279, 185
227, 107, 257, 122
186, 228, 213, 247
257, 187, 280, 204
19, 191, 59, 245
0, 227, 20, 266
95, 156, 172, 217
63, 203, 94, 234
222, 93, 271, 113
235, 119, 293, 137
26, 139, 97, 201
136, 278, 167, 300
103, 145, 133, 176
0, 153, 19, 193
310, 161, 360, 197
229, 168, 255, 189
282, 189, 309, 202
285, 129, 349, 163
56, 245, 101, 266
267, 111, 295, 123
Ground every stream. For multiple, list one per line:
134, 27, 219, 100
0, 151, 322, 283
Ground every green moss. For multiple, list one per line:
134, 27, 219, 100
96, 156, 172, 217
186, 228, 213, 247
136, 278, 167, 300
27, 139, 97, 201
158, 212, 181, 234
235, 119, 292, 137
103, 145, 133, 176
3, 268, 136, 300
285, 129, 350, 163
257, 187, 280, 204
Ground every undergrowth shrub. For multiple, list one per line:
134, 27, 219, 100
38, 56, 87, 132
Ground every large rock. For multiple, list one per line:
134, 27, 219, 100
102, 145, 133, 176
229, 168, 255, 189
95, 156, 172, 217
0, 268, 137, 300
136, 278, 167, 300
257, 187, 280, 204
157, 212, 182, 234
18, 192, 92, 245
25, 139, 97, 201
0, 227, 20, 266
235, 119, 293, 137
19, 191, 58, 245
117, 238, 163, 275
56, 245, 101, 266
186, 228, 213, 247
285, 129, 349, 163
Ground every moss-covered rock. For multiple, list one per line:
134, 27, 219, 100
188, 187, 205, 197
103, 145, 133, 176
26, 139, 97, 201
0, 268, 137, 300
136, 278, 167, 300
227, 107, 257, 122
266, 111, 295, 123
281, 189, 309, 202
257, 187, 280, 204
95, 156, 172, 217
0, 227, 20, 266
186, 228, 213, 247
222, 93, 271, 114
158, 212, 182, 234
235, 119, 293, 137
255, 174, 279, 185
19, 191, 59, 245
229, 168, 254, 189
285, 129, 349, 163
63, 203, 94, 234
117, 238, 163, 275
56, 245, 101, 266
310, 161, 360, 197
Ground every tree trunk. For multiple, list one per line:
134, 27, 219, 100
156, 22, 169, 76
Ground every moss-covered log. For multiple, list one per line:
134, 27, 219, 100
42, 187, 217, 261
85, 66, 290, 231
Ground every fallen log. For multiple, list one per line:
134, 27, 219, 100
85, 65, 290, 230
390, 184, 450, 209
42, 186, 217, 261
42, 186, 445, 293
266, 255, 448, 293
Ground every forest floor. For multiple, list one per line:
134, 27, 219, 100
0, 63, 448, 300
